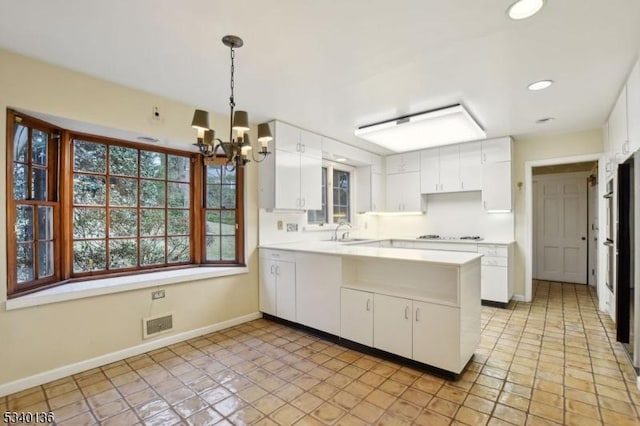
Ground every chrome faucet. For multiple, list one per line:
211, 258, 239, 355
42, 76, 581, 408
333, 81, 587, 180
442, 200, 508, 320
333, 222, 352, 241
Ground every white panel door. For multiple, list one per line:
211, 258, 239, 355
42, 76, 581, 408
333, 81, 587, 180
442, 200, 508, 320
438, 145, 460, 193
412, 301, 460, 373
275, 149, 301, 209
402, 171, 422, 211
259, 259, 277, 315
300, 152, 322, 210
373, 294, 412, 359
275, 261, 296, 322
340, 288, 374, 346
459, 142, 482, 191
535, 174, 588, 284
420, 148, 440, 194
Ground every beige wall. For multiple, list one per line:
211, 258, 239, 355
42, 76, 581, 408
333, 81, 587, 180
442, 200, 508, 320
0, 49, 259, 385
513, 129, 603, 296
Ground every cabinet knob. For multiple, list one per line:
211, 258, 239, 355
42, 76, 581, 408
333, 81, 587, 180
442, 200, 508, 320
404, 306, 409, 319
415, 308, 420, 322
366, 299, 371, 311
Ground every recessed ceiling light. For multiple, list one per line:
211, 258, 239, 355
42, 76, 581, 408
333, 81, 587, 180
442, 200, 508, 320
527, 80, 553, 91
536, 117, 555, 124
336, 158, 348, 162
507, 0, 545, 20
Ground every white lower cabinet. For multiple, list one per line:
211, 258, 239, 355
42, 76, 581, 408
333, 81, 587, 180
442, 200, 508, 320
340, 288, 373, 346
259, 250, 296, 322
412, 301, 460, 373
478, 244, 513, 304
295, 253, 341, 335
373, 294, 413, 359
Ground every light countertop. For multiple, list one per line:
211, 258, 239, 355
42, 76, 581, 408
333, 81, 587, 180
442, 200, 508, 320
260, 241, 482, 266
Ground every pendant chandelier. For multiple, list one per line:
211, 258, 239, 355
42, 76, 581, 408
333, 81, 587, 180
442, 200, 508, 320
191, 35, 272, 168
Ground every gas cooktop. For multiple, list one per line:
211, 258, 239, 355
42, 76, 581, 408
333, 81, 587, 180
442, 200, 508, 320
417, 235, 483, 241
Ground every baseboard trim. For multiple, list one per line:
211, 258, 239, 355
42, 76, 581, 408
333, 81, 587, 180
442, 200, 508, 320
0, 311, 262, 397
511, 294, 526, 302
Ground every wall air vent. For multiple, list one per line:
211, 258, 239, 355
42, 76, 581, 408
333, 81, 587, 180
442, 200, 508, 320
142, 313, 173, 339
354, 104, 485, 152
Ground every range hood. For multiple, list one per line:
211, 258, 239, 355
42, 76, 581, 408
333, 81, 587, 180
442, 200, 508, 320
354, 104, 485, 152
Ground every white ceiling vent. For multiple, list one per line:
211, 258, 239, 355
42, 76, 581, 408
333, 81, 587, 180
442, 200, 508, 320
354, 104, 486, 152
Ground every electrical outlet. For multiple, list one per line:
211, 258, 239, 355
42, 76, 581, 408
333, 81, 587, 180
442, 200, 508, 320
152, 290, 165, 300
277, 220, 283, 230
286, 223, 298, 232
152, 106, 161, 120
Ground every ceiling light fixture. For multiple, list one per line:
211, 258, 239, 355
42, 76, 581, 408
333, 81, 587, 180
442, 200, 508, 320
354, 104, 486, 152
536, 117, 555, 124
507, 0, 545, 20
191, 35, 272, 169
335, 158, 348, 162
527, 79, 553, 91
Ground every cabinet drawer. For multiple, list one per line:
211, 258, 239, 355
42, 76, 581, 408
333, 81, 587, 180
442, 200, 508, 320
482, 256, 507, 267
259, 249, 296, 263
478, 245, 508, 257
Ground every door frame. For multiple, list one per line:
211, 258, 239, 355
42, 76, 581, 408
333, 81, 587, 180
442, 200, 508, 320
532, 171, 591, 283
524, 153, 606, 308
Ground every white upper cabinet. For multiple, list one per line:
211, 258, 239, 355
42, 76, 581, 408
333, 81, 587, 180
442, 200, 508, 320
482, 161, 512, 211
357, 166, 386, 213
609, 86, 628, 160
386, 171, 421, 211
419, 148, 440, 193
439, 145, 460, 193
626, 58, 640, 155
386, 153, 420, 174
459, 142, 482, 191
481, 137, 511, 163
259, 121, 322, 210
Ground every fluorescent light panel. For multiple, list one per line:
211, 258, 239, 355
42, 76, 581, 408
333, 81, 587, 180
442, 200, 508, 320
354, 104, 485, 152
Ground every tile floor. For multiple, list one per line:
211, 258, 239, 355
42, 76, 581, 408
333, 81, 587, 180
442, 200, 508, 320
3, 280, 640, 425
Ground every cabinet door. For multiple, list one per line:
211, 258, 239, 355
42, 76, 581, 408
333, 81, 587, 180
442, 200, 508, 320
482, 161, 511, 211
356, 166, 372, 213
275, 149, 301, 209
295, 253, 341, 335
275, 121, 301, 154
386, 173, 404, 211
275, 261, 296, 322
481, 137, 511, 163
340, 288, 374, 346
386, 154, 405, 174
259, 259, 277, 316
459, 142, 482, 191
438, 145, 460, 193
420, 148, 440, 194
401, 171, 422, 211
626, 59, 640, 154
481, 265, 509, 303
300, 152, 322, 210
413, 301, 460, 373
373, 294, 412, 359
300, 129, 322, 159
609, 88, 628, 158
372, 172, 385, 212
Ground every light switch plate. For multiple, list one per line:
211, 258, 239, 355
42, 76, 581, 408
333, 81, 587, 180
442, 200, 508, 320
277, 220, 283, 230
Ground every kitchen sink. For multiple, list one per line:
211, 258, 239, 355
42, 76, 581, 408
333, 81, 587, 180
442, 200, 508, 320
336, 238, 372, 243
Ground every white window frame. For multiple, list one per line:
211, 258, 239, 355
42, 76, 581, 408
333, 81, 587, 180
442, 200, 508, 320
306, 160, 356, 229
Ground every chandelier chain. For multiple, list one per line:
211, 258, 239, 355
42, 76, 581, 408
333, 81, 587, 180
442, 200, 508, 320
229, 47, 235, 109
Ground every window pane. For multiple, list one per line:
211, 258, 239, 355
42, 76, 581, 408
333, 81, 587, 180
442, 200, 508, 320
167, 236, 189, 262
109, 177, 137, 206
32, 168, 48, 200
141, 151, 166, 179
17, 243, 34, 283
13, 164, 27, 200
73, 240, 106, 272
140, 209, 165, 236
32, 129, 48, 165
307, 167, 327, 224
207, 166, 223, 184
16, 205, 34, 242
206, 236, 220, 261
221, 185, 236, 209
141, 180, 165, 207
109, 209, 138, 237
141, 238, 165, 265
221, 236, 236, 260
74, 140, 106, 173
109, 239, 137, 269
109, 145, 138, 176
13, 123, 28, 163
205, 211, 220, 235
221, 211, 236, 235
332, 169, 350, 223
206, 185, 221, 208
223, 166, 236, 184
168, 183, 190, 208
38, 206, 53, 240
74, 174, 106, 205
168, 210, 189, 235
73, 208, 106, 239
38, 241, 54, 279
168, 155, 190, 182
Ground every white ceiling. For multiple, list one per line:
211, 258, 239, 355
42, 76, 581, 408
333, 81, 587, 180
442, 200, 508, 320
1, 0, 640, 155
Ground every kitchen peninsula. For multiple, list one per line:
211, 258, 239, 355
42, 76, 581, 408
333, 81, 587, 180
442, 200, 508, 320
259, 241, 482, 378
